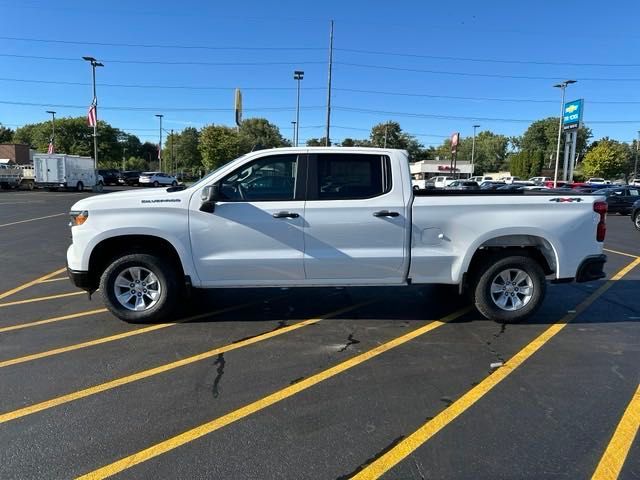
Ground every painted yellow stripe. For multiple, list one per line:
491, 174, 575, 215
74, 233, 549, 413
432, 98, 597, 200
0, 302, 254, 369
351, 257, 640, 480
76, 307, 471, 480
0, 303, 366, 425
591, 385, 640, 480
0, 309, 108, 334
0, 212, 66, 228
0, 267, 67, 300
0, 291, 85, 308
603, 248, 639, 259
38, 277, 69, 284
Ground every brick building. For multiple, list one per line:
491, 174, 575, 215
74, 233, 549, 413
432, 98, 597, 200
0, 144, 32, 165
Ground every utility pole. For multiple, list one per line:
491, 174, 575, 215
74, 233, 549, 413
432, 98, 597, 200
46, 110, 56, 152
552, 80, 576, 187
291, 121, 297, 146
82, 56, 104, 169
171, 129, 175, 176
293, 71, 304, 147
122, 146, 126, 172
325, 20, 334, 147
155, 114, 163, 171
383, 122, 388, 148
635, 131, 639, 181
471, 124, 480, 176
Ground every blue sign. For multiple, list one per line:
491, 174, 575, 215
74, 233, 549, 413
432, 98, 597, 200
563, 99, 583, 130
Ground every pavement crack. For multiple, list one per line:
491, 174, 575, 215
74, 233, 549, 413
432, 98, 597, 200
335, 436, 405, 480
338, 333, 361, 353
485, 323, 507, 366
211, 353, 226, 399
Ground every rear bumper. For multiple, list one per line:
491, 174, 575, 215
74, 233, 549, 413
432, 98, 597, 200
575, 254, 607, 283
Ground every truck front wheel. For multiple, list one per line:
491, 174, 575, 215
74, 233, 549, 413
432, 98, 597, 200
99, 253, 178, 323
472, 254, 546, 323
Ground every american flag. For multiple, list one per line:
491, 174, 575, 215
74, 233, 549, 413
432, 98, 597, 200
87, 101, 97, 127
47, 139, 54, 154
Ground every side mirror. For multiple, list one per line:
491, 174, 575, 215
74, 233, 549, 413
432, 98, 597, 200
200, 184, 220, 213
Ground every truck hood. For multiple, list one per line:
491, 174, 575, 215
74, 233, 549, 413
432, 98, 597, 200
70, 187, 190, 211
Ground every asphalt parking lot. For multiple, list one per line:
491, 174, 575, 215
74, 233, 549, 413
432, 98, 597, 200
0, 187, 639, 479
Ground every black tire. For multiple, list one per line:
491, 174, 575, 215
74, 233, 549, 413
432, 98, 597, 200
153, 181, 159, 187
99, 253, 178, 323
171, 180, 178, 187
633, 212, 640, 231
472, 254, 546, 323
76, 181, 84, 192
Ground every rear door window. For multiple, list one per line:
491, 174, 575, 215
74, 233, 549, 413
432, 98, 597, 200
312, 154, 391, 200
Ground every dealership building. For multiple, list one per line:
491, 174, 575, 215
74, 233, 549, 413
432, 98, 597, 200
409, 159, 473, 179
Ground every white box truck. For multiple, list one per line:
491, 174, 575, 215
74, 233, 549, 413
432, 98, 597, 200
33, 154, 103, 192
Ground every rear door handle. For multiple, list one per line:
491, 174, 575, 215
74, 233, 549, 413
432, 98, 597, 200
272, 211, 300, 219
373, 210, 400, 217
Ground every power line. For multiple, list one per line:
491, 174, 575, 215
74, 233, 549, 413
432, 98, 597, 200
0, 53, 325, 66
333, 106, 640, 124
0, 35, 325, 51
0, 99, 325, 112
331, 125, 450, 138
336, 48, 640, 68
0, 77, 325, 91
335, 62, 640, 82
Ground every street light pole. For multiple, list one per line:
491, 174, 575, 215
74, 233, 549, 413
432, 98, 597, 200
553, 80, 576, 188
171, 129, 175, 176
634, 130, 640, 181
293, 70, 304, 147
471, 124, 480, 176
82, 57, 104, 169
155, 114, 163, 171
291, 121, 297, 146
46, 110, 56, 151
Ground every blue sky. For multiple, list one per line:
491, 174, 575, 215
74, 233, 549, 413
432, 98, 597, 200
1, 0, 639, 148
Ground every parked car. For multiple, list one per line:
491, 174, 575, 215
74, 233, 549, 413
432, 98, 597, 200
497, 184, 525, 191
630, 178, 640, 187
469, 175, 494, 183
593, 187, 640, 215
631, 199, 640, 231
480, 181, 506, 190
433, 176, 456, 188
67, 147, 607, 324
529, 176, 552, 185
501, 176, 521, 184
586, 177, 610, 185
118, 171, 141, 186
98, 169, 120, 186
446, 180, 480, 190
139, 172, 178, 187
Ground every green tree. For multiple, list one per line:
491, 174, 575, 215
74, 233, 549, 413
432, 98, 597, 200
0, 125, 14, 143
306, 137, 329, 146
340, 137, 371, 147
125, 157, 148, 171
238, 118, 290, 151
582, 139, 631, 180
369, 121, 422, 158
140, 142, 159, 167
519, 117, 591, 167
199, 124, 241, 171
433, 131, 509, 174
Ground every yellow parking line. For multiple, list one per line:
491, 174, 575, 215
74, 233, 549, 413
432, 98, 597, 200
351, 257, 640, 480
0, 213, 66, 228
0, 291, 85, 308
603, 248, 639, 259
0, 309, 108, 334
0, 302, 255, 369
38, 277, 69, 284
0, 303, 368, 425
591, 385, 640, 480
0, 267, 67, 300
75, 306, 470, 480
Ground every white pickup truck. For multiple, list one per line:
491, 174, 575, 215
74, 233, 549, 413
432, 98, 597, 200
67, 147, 607, 323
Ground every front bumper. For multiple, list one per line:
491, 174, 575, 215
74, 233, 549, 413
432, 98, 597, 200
67, 266, 93, 291
575, 254, 607, 283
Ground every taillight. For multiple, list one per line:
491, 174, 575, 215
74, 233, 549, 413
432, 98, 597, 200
594, 201, 607, 242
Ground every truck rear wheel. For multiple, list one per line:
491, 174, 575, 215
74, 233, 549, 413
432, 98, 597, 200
472, 254, 546, 323
76, 181, 84, 192
99, 253, 178, 323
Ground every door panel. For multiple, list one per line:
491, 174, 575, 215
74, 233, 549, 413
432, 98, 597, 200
302, 153, 408, 283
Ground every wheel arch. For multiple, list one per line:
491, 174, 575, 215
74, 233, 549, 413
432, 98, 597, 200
87, 234, 187, 291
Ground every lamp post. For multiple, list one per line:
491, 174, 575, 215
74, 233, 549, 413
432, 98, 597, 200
471, 124, 480, 176
291, 121, 297, 146
46, 110, 56, 152
155, 114, 163, 171
82, 56, 104, 169
635, 130, 639, 181
293, 70, 304, 147
552, 80, 576, 188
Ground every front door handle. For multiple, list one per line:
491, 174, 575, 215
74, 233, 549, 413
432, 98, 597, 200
373, 210, 400, 217
272, 211, 300, 219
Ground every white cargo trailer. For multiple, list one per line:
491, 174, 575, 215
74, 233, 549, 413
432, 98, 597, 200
33, 154, 103, 191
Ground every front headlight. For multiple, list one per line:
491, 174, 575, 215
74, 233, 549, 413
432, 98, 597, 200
69, 210, 89, 227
